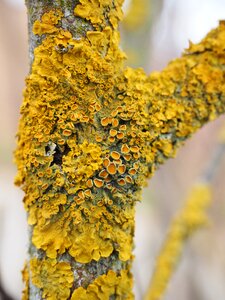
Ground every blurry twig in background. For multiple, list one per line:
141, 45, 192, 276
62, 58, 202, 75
123, 0, 151, 30
145, 183, 211, 300
121, 0, 163, 70
144, 122, 225, 300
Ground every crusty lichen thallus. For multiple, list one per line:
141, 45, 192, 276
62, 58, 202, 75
28, 257, 133, 300
15, 2, 225, 299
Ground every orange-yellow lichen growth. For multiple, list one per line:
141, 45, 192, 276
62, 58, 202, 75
33, 9, 63, 35
69, 224, 114, 263
62, 140, 104, 190
74, 0, 124, 29
21, 263, 29, 300
71, 269, 133, 300
30, 258, 74, 300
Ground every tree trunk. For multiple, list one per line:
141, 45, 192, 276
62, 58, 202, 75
17, 1, 134, 299
15, 1, 225, 299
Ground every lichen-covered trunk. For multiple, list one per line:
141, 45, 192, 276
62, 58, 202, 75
15, 0, 225, 299
16, 1, 134, 299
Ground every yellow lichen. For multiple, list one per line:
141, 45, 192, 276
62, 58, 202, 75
21, 263, 29, 300
33, 10, 63, 35
31, 202, 135, 262
30, 258, 74, 300
71, 269, 133, 300
62, 140, 104, 191
74, 0, 124, 29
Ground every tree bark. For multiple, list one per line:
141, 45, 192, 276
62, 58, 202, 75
17, 1, 133, 299
15, 0, 225, 299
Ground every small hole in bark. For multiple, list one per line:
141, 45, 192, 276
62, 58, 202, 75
50, 143, 70, 166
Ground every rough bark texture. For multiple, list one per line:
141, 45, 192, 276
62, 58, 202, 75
15, 0, 225, 299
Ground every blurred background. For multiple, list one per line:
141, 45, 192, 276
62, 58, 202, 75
1, 0, 225, 299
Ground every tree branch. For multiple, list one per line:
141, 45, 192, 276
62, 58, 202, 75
121, 21, 225, 179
